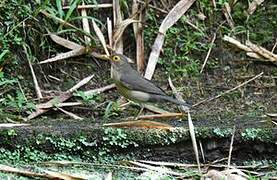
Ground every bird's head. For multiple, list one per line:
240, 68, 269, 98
109, 54, 133, 66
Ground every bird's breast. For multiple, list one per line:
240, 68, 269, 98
115, 82, 150, 103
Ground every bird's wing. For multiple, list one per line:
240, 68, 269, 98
119, 69, 167, 96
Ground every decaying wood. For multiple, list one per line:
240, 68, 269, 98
144, 0, 196, 80
113, 0, 123, 53
132, 0, 146, 73
223, 36, 277, 62
246, 40, 277, 62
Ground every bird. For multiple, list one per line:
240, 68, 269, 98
109, 53, 191, 111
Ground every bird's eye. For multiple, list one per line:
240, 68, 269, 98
112, 55, 120, 61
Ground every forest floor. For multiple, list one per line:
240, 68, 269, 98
0, 0, 276, 179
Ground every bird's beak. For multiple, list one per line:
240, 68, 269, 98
126, 57, 134, 63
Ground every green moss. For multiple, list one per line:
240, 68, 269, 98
241, 128, 273, 142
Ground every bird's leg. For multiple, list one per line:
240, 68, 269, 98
134, 104, 144, 120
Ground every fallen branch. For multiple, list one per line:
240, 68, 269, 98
223, 36, 277, 62
26, 75, 94, 120
128, 161, 184, 176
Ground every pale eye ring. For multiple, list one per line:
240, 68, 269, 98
112, 56, 120, 61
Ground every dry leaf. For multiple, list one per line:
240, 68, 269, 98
247, 0, 264, 15
81, 2, 91, 43
39, 47, 86, 64
49, 33, 83, 50
144, 0, 196, 80
113, 18, 138, 48
91, 18, 110, 56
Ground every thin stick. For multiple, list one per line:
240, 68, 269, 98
84, 83, 116, 96
271, 39, 277, 53
42, 161, 152, 173
193, 72, 263, 107
137, 0, 168, 13
63, 4, 113, 10
188, 112, 201, 173
199, 140, 206, 163
200, 33, 216, 73
128, 161, 184, 176
24, 46, 43, 99
57, 107, 83, 120
227, 126, 236, 169
168, 76, 190, 111
139, 160, 272, 171
17, 81, 28, 102
131, 112, 183, 120
37, 102, 82, 109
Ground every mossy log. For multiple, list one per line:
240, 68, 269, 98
0, 116, 276, 162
